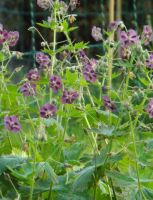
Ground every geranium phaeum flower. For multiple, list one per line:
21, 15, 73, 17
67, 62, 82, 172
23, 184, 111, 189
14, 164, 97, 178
108, 20, 123, 32
37, 0, 52, 10
40, 103, 57, 118
62, 90, 79, 104
146, 53, 153, 69
82, 64, 97, 83
141, 25, 153, 46
103, 96, 116, 112
49, 75, 62, 92
36, 52, 50, 68
91, 26, 103, 42
120, 29, 139, 47
7, 31, 19, 47
27, 68, 40, 82
0, 29, 8, 45
4, 116, 21, 133
19, 82, 36, 96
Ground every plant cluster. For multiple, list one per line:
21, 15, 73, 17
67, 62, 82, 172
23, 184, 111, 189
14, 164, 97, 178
1, 0, 153, 199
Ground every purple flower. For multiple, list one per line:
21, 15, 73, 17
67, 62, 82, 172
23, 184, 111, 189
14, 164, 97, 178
0, 29, 8, 45
146, 54, 153, 69
4, 116, 21, 133
82, 64, 97, 83
141, 25, 153, 46
27, 68, 40, 82
49, 75, 62, 92
103, 96, 116, 112
7, 31, 19, 47
19, 82, 36, 96
36, 52, 50, 68
91, 26, 103, 42
37, 0, 52, 10
108, 20, 123, 32
120, 29, 139, 47
40, 103, 56, 118
62, 90, 79, 104
146, 99, 153, 118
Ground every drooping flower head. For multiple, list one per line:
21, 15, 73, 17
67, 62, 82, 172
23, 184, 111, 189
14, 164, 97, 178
146, 99, 153, 118
19, 82, 36, 96
4, 116, 21, 133
108, 20, 123, 32
7, 31, 19, 47
40, 103, 57, 118
103, 96, 116, 112
141, 25, 153, 46
62, 90, 79, 104
27, 68, 40, 82
91, 26, 103, 42
37, 0, 53, 10
36, 52, 50, 68
146, 53, 153, 69
120, 29, 139, 47
82, 64, 97, 83
49, 75, 62, 92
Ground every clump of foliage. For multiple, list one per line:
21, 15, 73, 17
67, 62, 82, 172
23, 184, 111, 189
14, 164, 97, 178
1, 0, 153, 199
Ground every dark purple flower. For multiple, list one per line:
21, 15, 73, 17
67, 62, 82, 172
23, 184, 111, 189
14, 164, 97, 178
146, 54, 153, 69
4, 116, 21, 133
62, 90, 79, 104
82, 64, 97, 83
19, 82, 36, 96
120, 29, 139, 47
91, 26, 103, 42
49, 75, 62, 92
36, 52, 50, 68
120, 46, 131, 59
7, 31, 19, 47
40, 103, 57, 118
108, 21, 123, 32
103, 96, 116, 112
27, 68, 40, 82
146, 99, 153, 118
0, 29, 8, 44
141, 25, 153, 46
37, 0, 52, 10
